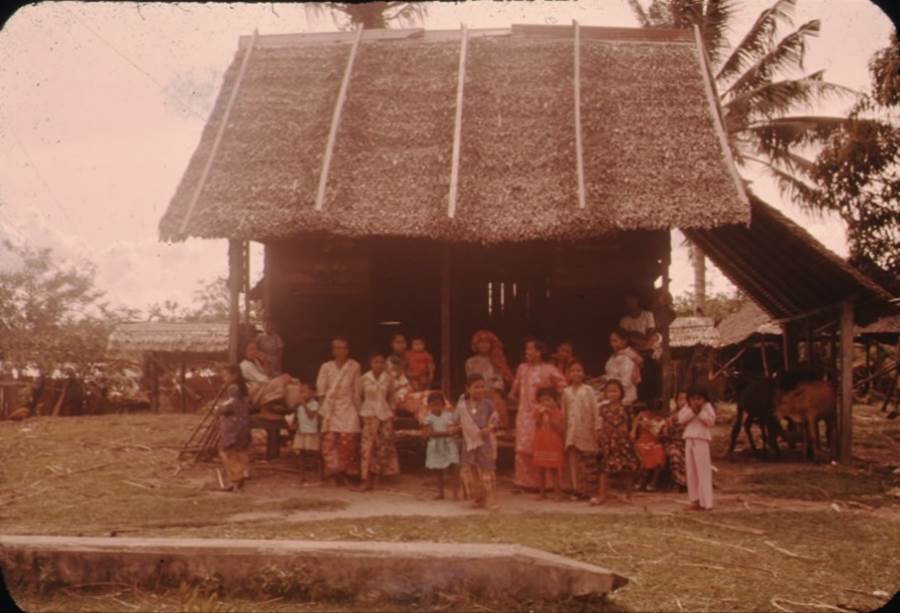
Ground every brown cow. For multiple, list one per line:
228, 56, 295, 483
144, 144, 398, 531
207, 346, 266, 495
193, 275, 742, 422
774, 380, 836, 461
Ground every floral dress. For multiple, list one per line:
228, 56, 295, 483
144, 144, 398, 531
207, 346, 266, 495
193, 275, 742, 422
662, 411, 687, 487
598, 401, 639, 474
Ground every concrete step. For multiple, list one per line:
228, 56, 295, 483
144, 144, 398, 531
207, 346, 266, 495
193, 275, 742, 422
1, 535, 627, 602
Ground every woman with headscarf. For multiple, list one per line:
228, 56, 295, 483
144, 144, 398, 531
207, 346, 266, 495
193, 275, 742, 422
465, 330, 514, 429
509, 338, 567, 492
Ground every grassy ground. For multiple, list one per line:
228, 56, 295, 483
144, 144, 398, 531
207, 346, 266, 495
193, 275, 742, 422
3, 405, 900, 612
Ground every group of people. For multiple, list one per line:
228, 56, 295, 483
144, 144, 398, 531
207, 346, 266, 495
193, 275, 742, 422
214, 293, 716, 512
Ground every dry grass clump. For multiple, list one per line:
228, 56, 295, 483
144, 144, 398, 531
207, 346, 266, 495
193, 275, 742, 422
0, 414, 346, 535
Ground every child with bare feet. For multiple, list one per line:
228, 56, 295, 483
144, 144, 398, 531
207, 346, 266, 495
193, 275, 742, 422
532, 386, 565, 501
422, 392, 459, 500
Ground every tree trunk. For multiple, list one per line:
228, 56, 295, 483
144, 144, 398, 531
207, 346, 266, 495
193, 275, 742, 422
690, 242, 706, 315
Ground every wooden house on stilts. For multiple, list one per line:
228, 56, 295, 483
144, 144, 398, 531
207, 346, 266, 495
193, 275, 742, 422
159, 24, 896, 463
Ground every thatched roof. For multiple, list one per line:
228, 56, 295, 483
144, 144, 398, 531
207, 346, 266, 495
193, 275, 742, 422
107, 323, 229, 357
685, 194, 897, 325
159, 25, 748, 244
670, 316, 720, 348
858, 314, 900, 337
716, 301, 783, 347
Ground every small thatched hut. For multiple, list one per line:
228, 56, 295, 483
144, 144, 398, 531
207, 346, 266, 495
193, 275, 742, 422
107, 322, 230, 412
159, 24, 895, 460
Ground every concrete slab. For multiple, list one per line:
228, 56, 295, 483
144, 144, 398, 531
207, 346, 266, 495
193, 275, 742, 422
1, 535, 627, 602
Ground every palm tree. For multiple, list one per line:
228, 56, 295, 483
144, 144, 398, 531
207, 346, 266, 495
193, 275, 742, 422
305, 2, 427, 31
629, 0, 855, 206
629, 0, 863, 310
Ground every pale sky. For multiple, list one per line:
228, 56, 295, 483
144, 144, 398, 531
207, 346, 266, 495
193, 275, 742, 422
0, 1, 894, 314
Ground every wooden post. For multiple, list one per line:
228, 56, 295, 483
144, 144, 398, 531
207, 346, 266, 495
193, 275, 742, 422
315, 24, 363, 211
179, 355, 187, 413
447, 23, 469, 219
149, 352, 160, 413
573, 20, 586, 209
838, 299, 854, 464
263, 243, 272, 317
243, 241, 251, 325
760, 342, 770, 377
179, 29, 258, 235
660, 232, 672, 401
228, 239, 243, 365
441, 248, 452, 399
805, 318, 814, 367
782, 321, 792, 371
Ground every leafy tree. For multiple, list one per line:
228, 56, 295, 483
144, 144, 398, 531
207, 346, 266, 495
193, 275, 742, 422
146, 276, 257, 323
0, 241, 137, 379
305, 2, 427, 31
809, 31, 900, 284
629, 0, 854, 206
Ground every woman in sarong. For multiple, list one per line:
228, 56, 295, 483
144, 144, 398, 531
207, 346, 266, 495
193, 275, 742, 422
216, 365, 251, 492
604, 328, 643, 408
510, 338, 566, 492
455, 373, 500, 510
465, 330, 513, 429
316, 337, 362, 486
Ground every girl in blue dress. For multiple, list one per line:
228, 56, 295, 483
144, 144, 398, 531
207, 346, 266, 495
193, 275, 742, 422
422, 391, 459, 499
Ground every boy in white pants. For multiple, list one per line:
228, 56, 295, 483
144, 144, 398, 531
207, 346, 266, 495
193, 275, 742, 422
677, 386, 716, 511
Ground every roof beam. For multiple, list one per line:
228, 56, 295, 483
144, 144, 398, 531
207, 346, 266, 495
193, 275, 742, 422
179, 29, 258, 236
447, 23, 469, 219
314, 24, 363, 212
573, 20, 586, 209
692, 25, 750, 215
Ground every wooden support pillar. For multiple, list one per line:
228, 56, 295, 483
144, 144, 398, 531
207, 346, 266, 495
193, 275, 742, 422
228, 239, 243, 365
263, 243, 272, 317
441, 248, 452, 400
660, 232, 673, 402
838, 299, 854, 464
805, 318, 814, 367
243, 241, 251, 325
760, 342, 770, 377
179, 355, 187, 413
149, 352, 160, 414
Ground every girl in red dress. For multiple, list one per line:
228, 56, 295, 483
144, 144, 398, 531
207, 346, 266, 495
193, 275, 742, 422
532, 386, 566, 501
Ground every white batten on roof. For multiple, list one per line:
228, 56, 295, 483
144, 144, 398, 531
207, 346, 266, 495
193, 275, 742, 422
159, 24, 748, 244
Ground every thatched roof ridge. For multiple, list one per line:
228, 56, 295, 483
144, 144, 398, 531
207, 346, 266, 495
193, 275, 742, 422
716, 301, 782, 347
670, 316, 720, 348
107, 322, 229, 356
159, 25, 748, 244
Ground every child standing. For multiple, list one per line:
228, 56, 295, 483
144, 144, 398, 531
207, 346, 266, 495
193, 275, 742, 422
405, 337, 436, 391
292, 382, 322, 483
562, 362, 600, 500
593, 379, 639, 505
678, 386, 716, 511
216, 365, 251, 492
631, 401, 666, 491
455, 373, 500, 510
357, 353, 400, 491
422, 391, 459, 500
532, 386, 565, 501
